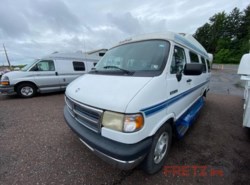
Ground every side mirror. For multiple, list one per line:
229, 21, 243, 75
183, 63, 203, 76
30, 65, 38, 71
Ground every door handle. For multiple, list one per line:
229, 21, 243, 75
55, 72, 58, 76
186, 79, 192, 83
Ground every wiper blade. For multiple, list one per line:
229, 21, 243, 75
90, 67, 99, 73
103, 66, 132, 74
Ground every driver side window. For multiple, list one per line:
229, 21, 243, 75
170, 46, 186, 74
30, 60, 55, 71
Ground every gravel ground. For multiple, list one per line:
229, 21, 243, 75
210, 64, 244, 97
0, 68, 250, 185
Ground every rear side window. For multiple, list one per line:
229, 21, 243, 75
73, 61, 85, 71
201, 57, 207, 73
189, 52, 199, 63
170, 46, 186, 74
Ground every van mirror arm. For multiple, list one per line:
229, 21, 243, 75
176, 71, 182, 82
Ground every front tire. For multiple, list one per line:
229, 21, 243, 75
16, 83, 37, 98
142, 123, 172, 174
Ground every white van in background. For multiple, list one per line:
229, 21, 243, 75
0, 49, 107, 98
64, 32, 212, 174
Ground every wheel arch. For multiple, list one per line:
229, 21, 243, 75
14, 81, 39, 92
203, 88, 209, 97
148, 113, 176, 137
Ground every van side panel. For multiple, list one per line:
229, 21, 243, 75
85, 61, 96, 72
55, 59, 85, 89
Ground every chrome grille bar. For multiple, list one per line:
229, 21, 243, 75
65, 95, 103, 133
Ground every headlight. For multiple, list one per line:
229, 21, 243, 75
102, 111, 144, 132
102, 111, 124, 131
0, 76, 9, 85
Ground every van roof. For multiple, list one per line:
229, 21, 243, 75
43, 50, 105, 62
116, 31, 209, 58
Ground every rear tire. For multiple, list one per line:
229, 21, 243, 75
16, 83, 37, 98
141, 123, 172, 174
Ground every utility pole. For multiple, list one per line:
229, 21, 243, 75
3, 44, 11, 70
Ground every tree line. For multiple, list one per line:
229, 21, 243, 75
194, 4, 250, 64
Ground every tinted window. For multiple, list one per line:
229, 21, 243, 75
30, 60, 55, 71
201, 57, 207, 73
73, 61, 85, 71
170, 46, 186, 74
189, 52, 199, 63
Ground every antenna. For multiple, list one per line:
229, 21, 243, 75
3, 44, 11, 70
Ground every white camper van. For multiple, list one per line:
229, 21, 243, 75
64, 32, 212, 174
0, 49, 106, 98
238, 53, 250, 128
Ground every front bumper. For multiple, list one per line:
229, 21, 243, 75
0, 85, 15, 95
64, 106, 152, 170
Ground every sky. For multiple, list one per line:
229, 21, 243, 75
0, 0, 249, 66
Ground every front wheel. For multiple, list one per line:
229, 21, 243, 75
141, 123, 172, 174
16, 83, 37, 98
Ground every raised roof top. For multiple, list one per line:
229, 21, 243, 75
117, 31, 209, 58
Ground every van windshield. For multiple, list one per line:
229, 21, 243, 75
92, 40, 170, 77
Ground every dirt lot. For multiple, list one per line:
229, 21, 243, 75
0, 68, 250, 185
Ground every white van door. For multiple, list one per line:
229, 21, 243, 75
167, 45, 193, 118
200, 56, 210, 92
188, 52, 207, 101
29, 60, 60, 92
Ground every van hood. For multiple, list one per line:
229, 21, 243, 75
2, 71, 23, 77
66, 74, 152, 112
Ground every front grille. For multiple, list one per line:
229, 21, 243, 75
65, 95, 103, 133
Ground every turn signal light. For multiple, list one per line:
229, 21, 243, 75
1, 81, 9, 85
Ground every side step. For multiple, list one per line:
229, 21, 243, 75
175, 97, 204, 138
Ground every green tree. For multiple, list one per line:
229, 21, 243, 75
226, 8, 243, 40
240, 5, 250, 53
194, 4, 250, 64
194, 23, 211, 51
194, 12, 228, 54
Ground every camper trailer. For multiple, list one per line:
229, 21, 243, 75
238, 53, 250, 128
0, 49, 107, 98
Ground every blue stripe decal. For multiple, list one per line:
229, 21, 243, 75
174, 34, 208, 58
140, 81, 209, 117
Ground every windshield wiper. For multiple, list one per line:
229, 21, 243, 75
103, 66, 132, 74
90, 67, 99, 73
